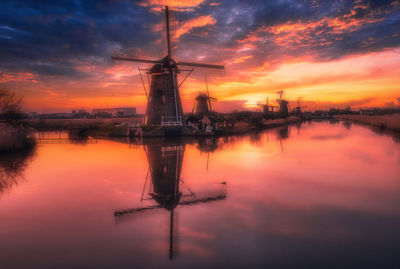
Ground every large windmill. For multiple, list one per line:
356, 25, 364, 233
114, 139, 227, 260
112, 6, 224, 135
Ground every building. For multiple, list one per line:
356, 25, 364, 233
93, 108, 136, 118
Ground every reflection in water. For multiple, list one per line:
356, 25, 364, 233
0, 145, 36, 194
369, 125, 400, 144
115, 138, 226, 260
277, 125, 291, 140
342, 120, 352, 130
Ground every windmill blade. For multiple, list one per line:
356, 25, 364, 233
177, 61, 225, 70
111, 55, 163, 65
277, 89, 283, 101
179, 194, 226, 206
205, 76, 209, 97
209, 97, 217, 101
165, 5, 172, 58
114, 204, 163, 218
192, 101, 197, 113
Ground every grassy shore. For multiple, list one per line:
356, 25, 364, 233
25, 118, 139, 129
337, 114, 400, 132
214, 116, 302, 135
25, 116, 303, 137
0, 123, 36, 152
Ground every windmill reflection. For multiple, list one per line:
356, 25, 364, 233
115, 138, 227, 260
276, 125, 291, 152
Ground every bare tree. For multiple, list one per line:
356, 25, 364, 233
0, 89, 23, 123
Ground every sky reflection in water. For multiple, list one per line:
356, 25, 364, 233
0, 121, 400, 268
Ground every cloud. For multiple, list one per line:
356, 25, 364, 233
176, 15, 216, 38
142, 0, 205, 8
139, 0, 205, 11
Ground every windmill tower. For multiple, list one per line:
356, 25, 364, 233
192, 78, 217, 115
276, 90, 290, 117
115, 139, 226, 260
112, 6, 224, 135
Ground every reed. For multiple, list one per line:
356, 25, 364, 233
337, 114, 400, 131
0, 123, 35, 152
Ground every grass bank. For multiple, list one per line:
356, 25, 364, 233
336, 114, 400, 132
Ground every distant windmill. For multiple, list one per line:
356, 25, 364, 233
292, 97, 307, 117
114, 139, 227, 260
276, 90, 290, 117
258, 96, 275, 113
112, 6, 224, 135
192, 77, 217, 115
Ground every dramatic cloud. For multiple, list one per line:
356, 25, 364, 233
176, 15, 216, 38
0, 0, 400, 112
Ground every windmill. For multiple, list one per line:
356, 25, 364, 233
276, 90, 290, 117
292, 97, 307, 117
192, 78, 217, 115
114, 139, 227, 260
257, 96, 275, 113
112, 6, 224, 135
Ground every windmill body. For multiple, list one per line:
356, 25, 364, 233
278, 100, 290, 116
145, 57, 184, 126
194, 94, 211, 115
193, 93, 216, 116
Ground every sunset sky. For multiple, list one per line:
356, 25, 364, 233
0, 0, 400, 113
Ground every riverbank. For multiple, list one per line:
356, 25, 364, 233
336, 114, 400, 132
216, 116, 301, 135
25, 118, 140, 130
25, 116, 303, 138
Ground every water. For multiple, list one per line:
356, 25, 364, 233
0, 122, 400, 268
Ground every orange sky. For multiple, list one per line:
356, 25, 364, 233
0, 0, 399, 113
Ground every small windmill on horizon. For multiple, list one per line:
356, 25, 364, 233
192, 77, 217, 115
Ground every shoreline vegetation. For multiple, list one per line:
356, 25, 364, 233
24, 116, 303, 138
23, 113, 400, 139
0, 123, 35, 152
336, 114, 400, 132
0, 89, 36, 152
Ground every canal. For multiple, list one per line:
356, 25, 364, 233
0, 121, 399, 268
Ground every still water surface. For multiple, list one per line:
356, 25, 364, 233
1, 121, 400, 268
